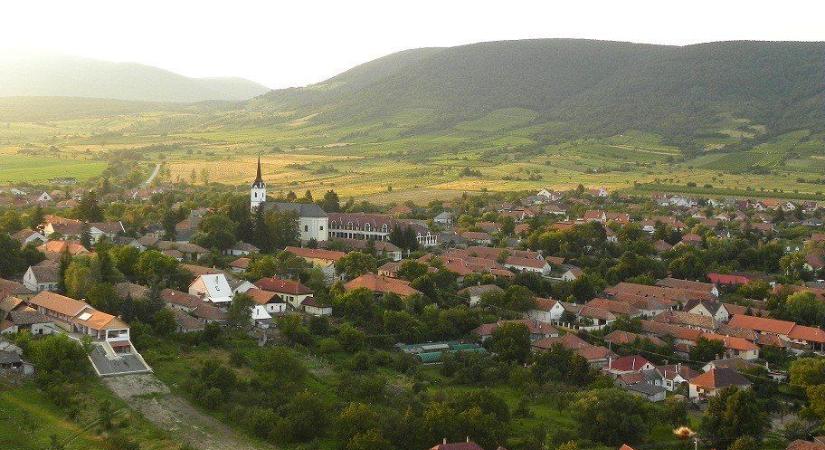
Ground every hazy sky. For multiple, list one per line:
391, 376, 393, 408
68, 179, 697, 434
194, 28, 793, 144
3, 0, 824, 89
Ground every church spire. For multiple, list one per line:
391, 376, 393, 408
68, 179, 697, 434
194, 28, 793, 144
252, 156, 264, 188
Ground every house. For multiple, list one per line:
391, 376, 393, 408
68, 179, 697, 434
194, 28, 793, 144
458, 284, 504, 307
241, 287, 281, 311
169, 308, 205, 333
160, 288, 202, 312
528, 297, 565, 323
0, 279, 31, 300
23, 262, 60, 292
254, 277, 313, 310
191, 303, 228, 324
229, 257, 251, 274
625, 381, 667, 402
653, 310, 718, 332
604, 330, 666, 348
585, 299, 642, 318
344, 273, 421, 297
0, 350, 34, 375
284, 246, 345, 282
504, 256, 551, 275
224, 242, 260, 257
37, 240, 89, 259
728, 314, 825, 353
0, 308, 53, 335
189, 274, 234, 306
434, 211, 454, 225
331, 237, 403, 261
12, 229, 45, 246
707, 272, 761, 287
678, 233, 703, 248
560, 266, 584, 281
429, 438, 485, 450
250, 305, 272, 328
460, 231, 492, 245
605, 355, 655, 376
301, 297, 332, 316
656, 277, 718, 297
473, 319, 558, 342
684, 300, 729, 322
700, 332, 760, 360
657, 364, 700, 392
688, 367, 751, 399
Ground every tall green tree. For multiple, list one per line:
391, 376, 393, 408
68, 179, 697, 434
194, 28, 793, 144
700, 387, 768, 449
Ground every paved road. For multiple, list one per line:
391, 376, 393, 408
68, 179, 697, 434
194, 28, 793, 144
142, 163, 161, 187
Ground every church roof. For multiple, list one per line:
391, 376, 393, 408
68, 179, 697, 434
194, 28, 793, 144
262, 202, 327, 218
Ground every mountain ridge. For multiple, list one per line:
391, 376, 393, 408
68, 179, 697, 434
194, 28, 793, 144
0, 52, 270, 103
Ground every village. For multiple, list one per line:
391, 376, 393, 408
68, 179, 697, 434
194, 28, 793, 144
2, 158, 825, 450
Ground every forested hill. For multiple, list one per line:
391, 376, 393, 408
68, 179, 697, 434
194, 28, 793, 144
255, 39, 825, 139
0, 53, 270, 103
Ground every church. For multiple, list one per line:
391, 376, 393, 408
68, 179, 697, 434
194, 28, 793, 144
250, 158, 329, 242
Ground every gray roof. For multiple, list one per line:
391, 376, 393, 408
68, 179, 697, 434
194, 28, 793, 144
29, 264, 60, 283
9, 310, 50, 326
626, 382, 666, 396
262, 202, 327, 218
0, 350, 22, 365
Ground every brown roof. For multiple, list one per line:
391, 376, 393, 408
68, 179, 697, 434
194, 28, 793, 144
576, 345, 616, 362
76, 310, 128, 330
653, 310, 717, 330
532, 297, 560, 312
604, 330, 666, 348
689, 367, 751, 390
585, 298, 640, 316
700, 332, 759, 352
191, 303, 228, 321
655, 277, 715, 293
245, 288, 279, 305
0, 296, 24, 313
230, 257, 251, 269
532, 333, 590, 351
29, 291, 87, 317
284, 246, 345, 263
37, 240, 88, 256
160, 288, 202, 309
255, 277, 313, 295
728, 314, 795, 335
344, 273, 421, 297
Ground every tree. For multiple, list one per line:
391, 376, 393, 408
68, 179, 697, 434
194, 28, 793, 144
571, 388, 652, 446
194, 213, 238, 251
784, 291, 825, 326
336, 252, 378, 279
689, 337, 726, 362
700, 387, 767, 449
0, 234, 27, 277
153, 308, 178, 336
321, 190, 341, 212
76, 190, 103, 222
29, 205, 44, 229
490, 322, 531, 364
79, 222, 92, 249
780, 252, 809, 281
260, 209, 299, 252
227, 293, 254, 328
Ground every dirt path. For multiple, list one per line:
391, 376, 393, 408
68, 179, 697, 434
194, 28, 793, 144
103, 374, 272, 450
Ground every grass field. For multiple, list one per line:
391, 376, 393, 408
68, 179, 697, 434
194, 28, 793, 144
0, 99, 823, 203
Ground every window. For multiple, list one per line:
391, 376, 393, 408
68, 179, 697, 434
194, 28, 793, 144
320, 226, 324, 230
304, 225, 309, 232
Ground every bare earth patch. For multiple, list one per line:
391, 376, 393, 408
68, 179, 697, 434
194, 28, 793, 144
104, 374, 272, 450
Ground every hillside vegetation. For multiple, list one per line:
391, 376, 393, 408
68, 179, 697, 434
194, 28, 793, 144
258, 39, 825, 140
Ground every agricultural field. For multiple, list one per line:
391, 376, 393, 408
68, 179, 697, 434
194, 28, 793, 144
1, 100, 824, 203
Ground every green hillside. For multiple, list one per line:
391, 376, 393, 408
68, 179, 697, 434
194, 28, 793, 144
257, 39, 825, 140
0, 52, 270, 102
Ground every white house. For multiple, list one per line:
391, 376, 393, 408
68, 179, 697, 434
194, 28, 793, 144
250, 305, 272, 329
684, 300, 730, 323
0, 309, 54, 335
688, 368, 751, 399
434, 211, 454, 225
13, 229, 46, 246
301, 298, 332, 316
254, 277, 314, 310
189, 274, 234, 306
560, 266, 584, 281
23, 264, 60, 293
528, 298, 565, 322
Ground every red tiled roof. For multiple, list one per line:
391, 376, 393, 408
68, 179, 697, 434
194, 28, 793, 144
284, 246, 345, 262
344, 273, 420, 297
727, 314, 795, 335
689, 368, 751, 390
255, 277, 313, 295
608, 355, 652, 372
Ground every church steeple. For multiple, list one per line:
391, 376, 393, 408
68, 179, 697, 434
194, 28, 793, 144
250, 156, 267, 210
252, 156, 264, 188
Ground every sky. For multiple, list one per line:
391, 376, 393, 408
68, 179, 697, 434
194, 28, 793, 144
3, 0, 824, 89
